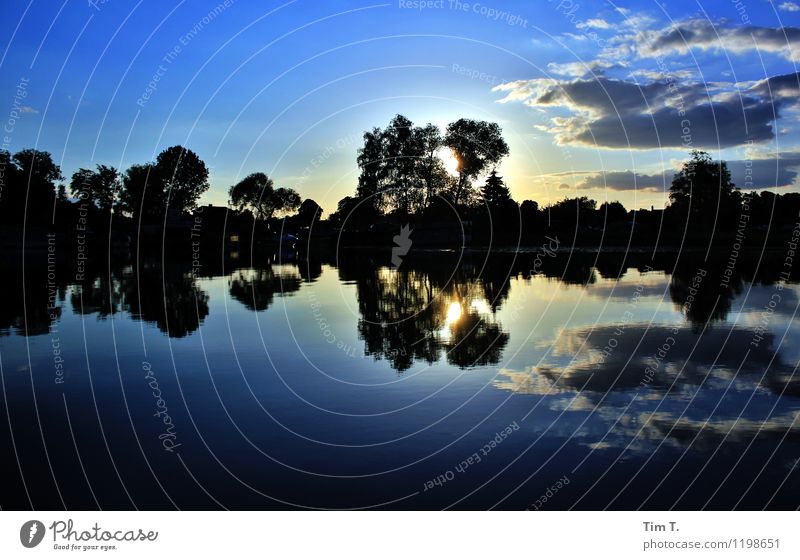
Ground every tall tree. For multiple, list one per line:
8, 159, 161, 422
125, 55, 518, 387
0, 149, 63, 224
445, 119, 509, 205
229, 172, 300, 221
296, 198, 322, 225
356, 127, 385, 208
118, 163, 159, 222
598, 201, 627, 223
154, 146, 210, 214
415, 123, 444, 207
481, 169, 511, 208
382, 114, 423, 215
69, 164, 120, 210
549, 196, 597, 225
669, 150, 737, 226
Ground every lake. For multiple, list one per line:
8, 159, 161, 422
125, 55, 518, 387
1, 249, 799, 510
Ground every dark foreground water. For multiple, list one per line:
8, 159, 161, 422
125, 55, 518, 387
1, 250, 799, 510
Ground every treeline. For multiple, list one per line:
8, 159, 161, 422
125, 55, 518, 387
328, 116, 800, 247
0, 146, 213, 226
4, 121, 800, 251
0, 145, 325, 253
0, 145, 319, 225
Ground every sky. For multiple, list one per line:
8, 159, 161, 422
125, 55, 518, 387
1, 0, 800, 213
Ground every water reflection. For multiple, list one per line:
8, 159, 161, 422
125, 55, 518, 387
3, 250, 797, 350
337, 254, 509, 371
229, 267, 302, 311
2, 249, 800, 509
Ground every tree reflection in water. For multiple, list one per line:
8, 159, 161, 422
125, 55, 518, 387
339, 255, 510, 372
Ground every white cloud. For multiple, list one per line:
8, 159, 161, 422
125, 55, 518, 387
547, 59, 627, 78
577, 18, 611, 30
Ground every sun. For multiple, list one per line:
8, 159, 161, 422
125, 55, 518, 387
438, 147, 461, 177
445, 301, 463, 324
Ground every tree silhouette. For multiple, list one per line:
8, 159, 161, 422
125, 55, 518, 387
381, 115, 423, 215
669, 150, 738, 229
598, 201, 627, 224
356, 127, 384, 210
416, 122, 444, 206
116, 146, 209, 223
69, 164, 120, 211
296, 199, 322, 226
481, 169, 511, 208
548, 196, 597, 224
352, 116, 509, 215
155, 146, 210, 214
229, 172, 301, 221
118, 163, 159, 222
0, 149, 62, 224
445, 119, 509, 205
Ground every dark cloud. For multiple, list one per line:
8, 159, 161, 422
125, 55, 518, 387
495, 323, 798, 395
727, 152, 800, 188
636, 19, 800, 62
750, 71, 800, 99
574, 170, 669, 191
574, 96, 777, 148
553, 152, 800, 193
495, 74, 794, 149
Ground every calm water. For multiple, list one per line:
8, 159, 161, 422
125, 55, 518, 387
1, 250, 799, 510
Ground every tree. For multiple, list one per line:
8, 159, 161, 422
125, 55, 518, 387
598, 201, 627, 223
0, 150, 19, 222
274, 187, 301, 218
520, 199, 539, 215
228, 172, 300, 221
154, 146, 210, 214
356, 127, 385, 209
116, 146, 209, 222
381, 114, 423, 215
0, 149, 63, 224
328, 196, 356, 227
296, 199, 322, 225
549, 196, 597, 225
481, 169, 511, 208
669, 150, 737, 226
445, 119, 509, 205
69, 164, 120, 210
356, 115, 429, 215
118, 163, 158, 222
415, 123, 443, 206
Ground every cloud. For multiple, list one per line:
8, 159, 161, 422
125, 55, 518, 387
544, 152, 800, 192
19, 106, 38, 114
494, 73, 798, 149
727, 151, 800, 188
628, 69, 695, 81
779, 2, 800, 12
574, 170, 669, 191
547, 59, 627, 78
633, 19, 800, 62
496, 323, 797, 395
749, 71, 800, 99
577, 18, 611, 30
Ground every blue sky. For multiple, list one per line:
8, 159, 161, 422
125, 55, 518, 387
1, 0, 800, 213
